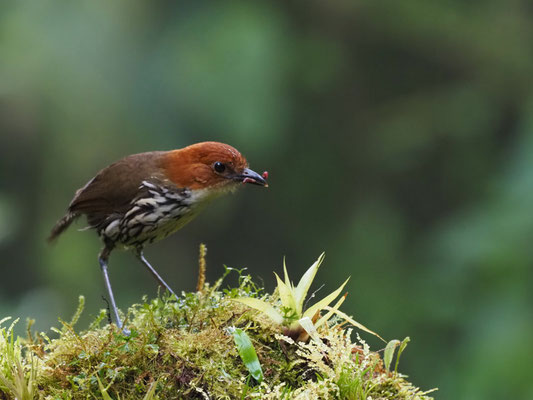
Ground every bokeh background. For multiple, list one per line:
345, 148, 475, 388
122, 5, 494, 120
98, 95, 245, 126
1, 1, 532, 398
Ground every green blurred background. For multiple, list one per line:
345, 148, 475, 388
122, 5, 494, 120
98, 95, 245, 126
1, 0, 532, 398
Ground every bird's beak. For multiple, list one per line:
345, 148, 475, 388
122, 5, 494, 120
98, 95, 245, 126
234, 168, 269, 187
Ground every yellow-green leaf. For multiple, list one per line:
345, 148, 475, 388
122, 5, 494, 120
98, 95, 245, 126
384, 339, 401, 371
326, 307, 385, 342
302, 276, 349, 320
274, 273, 296, 312
314, 293, 347, 329
233, 298, 284, 325
395, 337, 410, 373
293, 252, 325, 314
298, 317, 321, 343
283, 257, 292, 289
143, 380, 158, 400
96, 376, 114, 400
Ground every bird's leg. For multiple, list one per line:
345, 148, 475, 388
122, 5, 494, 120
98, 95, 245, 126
134, 248, 176, 297
98, 245, 129, 334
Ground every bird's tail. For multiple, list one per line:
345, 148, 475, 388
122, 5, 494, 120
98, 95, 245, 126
48, 212, 79, 243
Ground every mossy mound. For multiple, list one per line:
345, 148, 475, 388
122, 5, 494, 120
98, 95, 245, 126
0, 269, 436, 399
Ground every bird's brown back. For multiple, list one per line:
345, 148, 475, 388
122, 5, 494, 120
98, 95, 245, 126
69, 151, 167, 227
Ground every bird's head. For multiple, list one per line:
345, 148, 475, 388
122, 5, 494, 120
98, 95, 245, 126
162, 141, 268, 192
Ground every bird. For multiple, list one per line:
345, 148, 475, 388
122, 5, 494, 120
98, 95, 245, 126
48, 141, 268, 330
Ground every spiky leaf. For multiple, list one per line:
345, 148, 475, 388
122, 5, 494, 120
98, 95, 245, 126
325, 307, 385, 342
302, 277, 349, 320
314, 293, 347, 329
274, 273, 296, 311
293, 252, 325, 315
283, 257, 292, 289
233, 298, 284, 325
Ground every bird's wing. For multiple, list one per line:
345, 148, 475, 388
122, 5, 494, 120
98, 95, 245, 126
68, 151, 169, 227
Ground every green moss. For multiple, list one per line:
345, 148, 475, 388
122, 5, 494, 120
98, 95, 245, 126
0, 267, 436, 399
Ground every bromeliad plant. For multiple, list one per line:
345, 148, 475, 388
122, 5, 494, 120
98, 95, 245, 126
235, 253, 382, 341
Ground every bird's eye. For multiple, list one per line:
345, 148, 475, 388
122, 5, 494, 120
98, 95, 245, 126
214, 162, 226, 173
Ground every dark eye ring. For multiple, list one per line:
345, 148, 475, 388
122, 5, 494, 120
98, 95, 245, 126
214, 162, 226, 173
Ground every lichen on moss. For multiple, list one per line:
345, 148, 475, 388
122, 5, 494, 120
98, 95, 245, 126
0, 264, 436, 399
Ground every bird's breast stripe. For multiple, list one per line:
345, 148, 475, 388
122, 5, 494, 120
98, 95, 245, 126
99, 182, 194, 247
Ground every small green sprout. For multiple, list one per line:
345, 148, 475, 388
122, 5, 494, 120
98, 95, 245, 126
384, 337, 411, 373
234, 253, 382, 341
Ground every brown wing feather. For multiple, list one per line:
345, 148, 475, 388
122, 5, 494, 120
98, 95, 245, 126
68, 151, 167, 228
